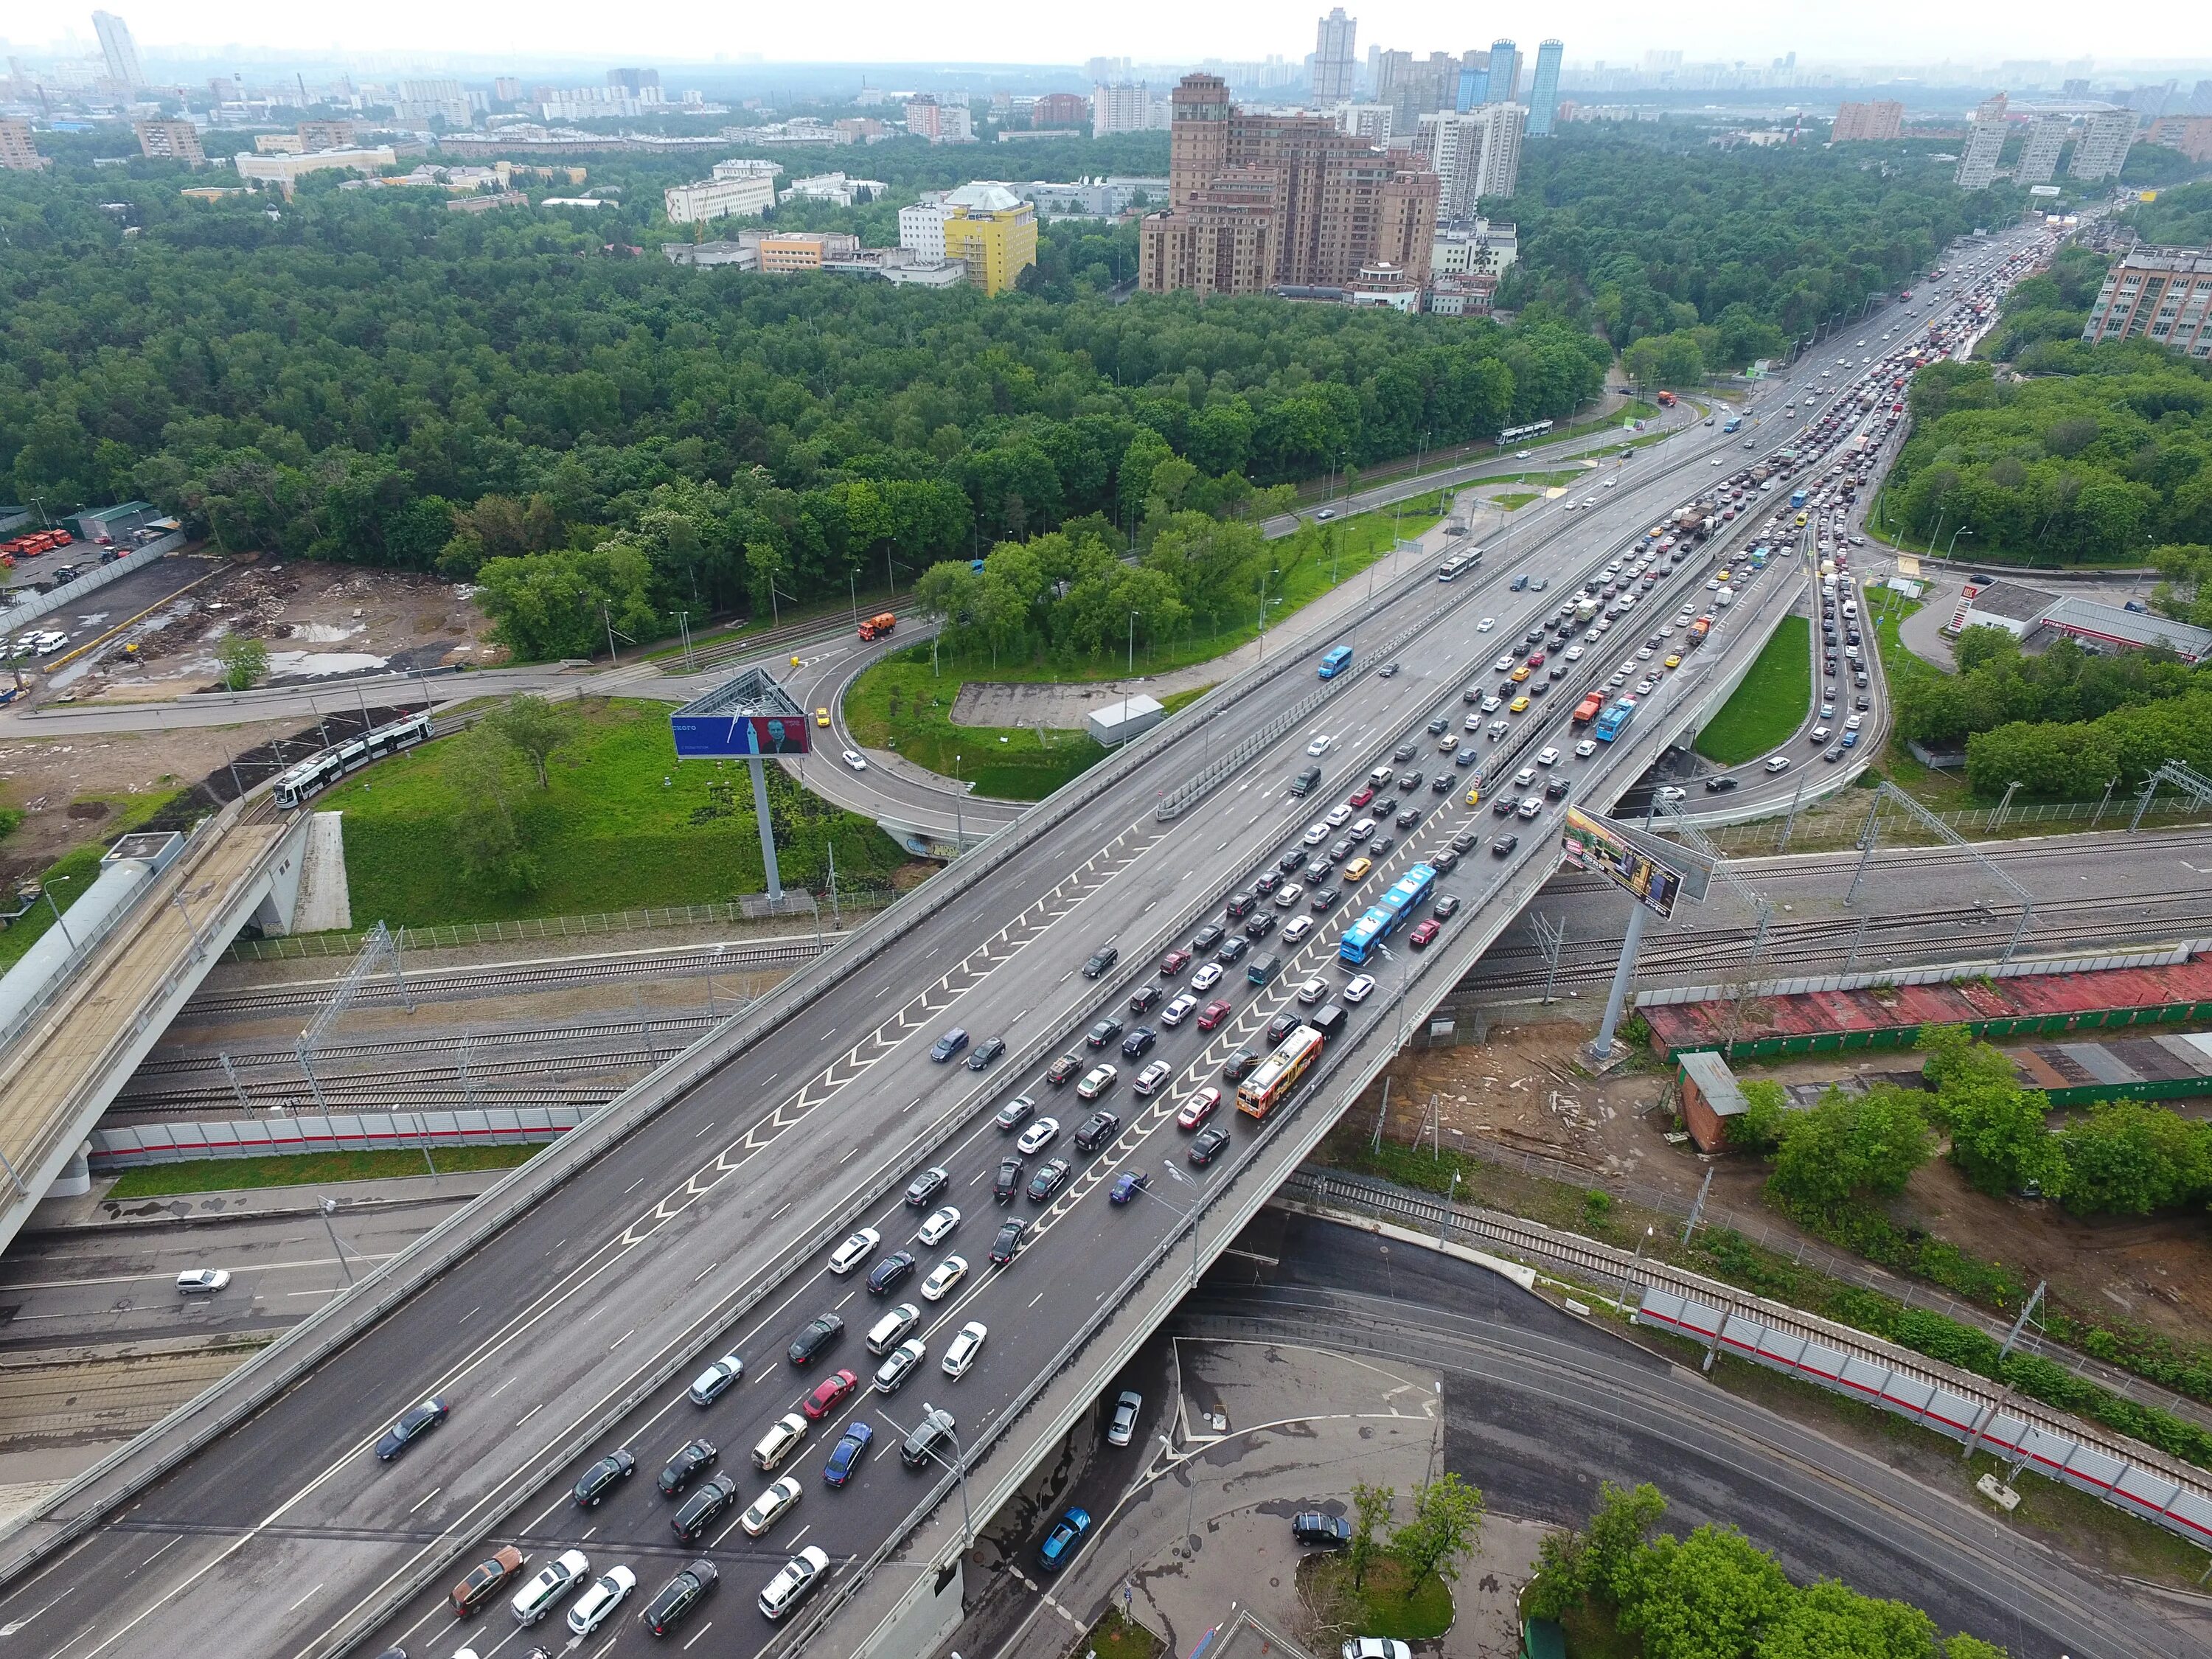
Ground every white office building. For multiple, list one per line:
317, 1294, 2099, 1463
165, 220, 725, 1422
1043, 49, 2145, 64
92, 11, 145, 89
2070, 108, 2138, 181
664, 172, 776, 225
899, 192, 951, 259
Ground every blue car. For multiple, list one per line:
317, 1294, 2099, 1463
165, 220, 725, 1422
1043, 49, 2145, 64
1037, 1506, 1092, 1573
1840, 731, 1859, 748
824, 1423, 874, 1488
1110, 1172, 1151, 1206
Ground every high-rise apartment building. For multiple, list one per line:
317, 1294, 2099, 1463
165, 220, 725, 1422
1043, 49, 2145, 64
1457, 58, 1489, 111
133, 119, 204, 161
92, 11, 145, 89
899, 193, 951, 260
2070, 108, 2137, 181
0, 116, 50, 172
1955, 94, 2008, 189
1416, 102, 1526, 220
1486, 41, 1520, 106
608, 67, 661, 95
1313, 9, 1358, 104
2015, 116, 2067, 184
2147, 114, 2212, 164
2081, 248, 2212, 358
905, 96, 974, 143
493, 77, 523, 103
1336, 103, 1392, 145
1527, 41, 1563, 135
1141, 73, 1439, 298
1093, 83, 1168, 136
1830, 100, 1904, 143
396, 77, 471, 128
298, 119, 358, 152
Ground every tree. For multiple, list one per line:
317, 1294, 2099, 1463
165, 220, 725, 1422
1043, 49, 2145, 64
1755, 1580, 1937, 1659
1613, 1524, 1795, 1659
483, 694, 574, 790
1941, 1636, 2011, 1659
1347, 1481, 1395, 1590
444, 727, 534, 891
1727, 1078, 1789, 1154
215, 633, 268, 691
1768, 1085, 1935, 1211
1585, 1480, 1668, 1599
2056, 1101, 2212, 1215
1390, 1472, 1484, 1590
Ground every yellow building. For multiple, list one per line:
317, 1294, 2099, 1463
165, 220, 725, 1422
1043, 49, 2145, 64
939, 182, 1037, 296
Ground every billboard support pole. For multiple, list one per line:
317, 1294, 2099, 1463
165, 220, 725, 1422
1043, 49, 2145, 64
749, 757, 783, 902
1590, 902, 1649, 1061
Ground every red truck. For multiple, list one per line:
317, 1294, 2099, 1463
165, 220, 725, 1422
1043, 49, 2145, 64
858, 612, 897, 641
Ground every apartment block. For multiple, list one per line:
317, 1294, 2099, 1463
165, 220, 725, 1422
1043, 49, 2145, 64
1830, 100, 1904, 142
2148, 114, 2212, 162
1032, 92, 1088, 129
396, 77, 471, 128
1527, 41, 1564, 136
2081, 247, 2212, 358
1313, 8, 1358, 104
0, 116, 49, 172
135, 119, 206, 162
1955, 94, 2008, 189
663, 172, 776, 225
1140, 73, 1440, 298
905, 97, 974, 144
2070, 108, 2137, 181
1415, 102, 1525, 221
299, 120, 359, 152
2016, 116, 2068, 184
1093, 83, 1169, 136
900, 193, 951, 260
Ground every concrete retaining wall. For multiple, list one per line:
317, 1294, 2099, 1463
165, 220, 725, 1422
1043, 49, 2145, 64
89, 1108, 582, 1167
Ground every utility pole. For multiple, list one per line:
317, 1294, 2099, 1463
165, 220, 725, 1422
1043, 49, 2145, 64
1680, 1166, 1714, 1246
319, 1197, 357, 1286
1963, 1281, 2045, 1461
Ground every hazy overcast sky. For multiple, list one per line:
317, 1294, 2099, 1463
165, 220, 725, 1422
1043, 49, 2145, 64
41, 1, 2212, 69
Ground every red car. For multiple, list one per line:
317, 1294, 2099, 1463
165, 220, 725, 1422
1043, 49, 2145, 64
1347, 787, 1375, 809
1408, 919, 1442, 949
1196, 998, 1233, 1031
1159, 947, 1192, 977
801, 1368, 859, 1420
1177, 1087, 1222, 1131
1526, 650, 1545, 668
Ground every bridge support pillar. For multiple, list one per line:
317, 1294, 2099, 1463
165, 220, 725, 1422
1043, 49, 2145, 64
49, 1141, 91, 1199
748, 757, 783, 902
1590, 902, 1650, 1062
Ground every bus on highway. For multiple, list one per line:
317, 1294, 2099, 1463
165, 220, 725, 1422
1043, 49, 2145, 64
1790, 487, 1807, 508
1338, 862, 1438, 965
1318, 645, 1353, 679
1593, 698, 1638, 742
1237, 1025, 1324, 1120
1722, 416, 1742, 433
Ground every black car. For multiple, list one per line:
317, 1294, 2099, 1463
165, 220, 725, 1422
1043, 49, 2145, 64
1397, 771, 1423, 793
1082, 946, 1119, 979
991, 1217, 1029, 1265
787, 1313, 844, 1368
671, 1474, 739, 1542
1492, 834, 1519, 856
375, 1397, 448, 1461
1310, 886, 1340, 911
1393, 741, 1419, 762
1253, 871, 1280, 898
966, 1036, 1006, 1071
1492, 796, 1516, 817
1026, 1158, 1073, 1203
573, 1447, 637, 1508
1395, 806, 1422, 829
1265, 1011, 1301, 1046
1430, 774, 1452, 795
995, 1094, 1035, 1130
1192, 922, 1226, 953
903, 1166, 950, 1208
1368, 834, 1396, 858
1279, 847, 1307, 874
657, 1437, 719, 1497
1222, 1049, 1260, 1082
1545, 776, 1571, 800
1372, 797, 1399, 818
1703, 775, 1740, 793
1427, 715, 1450, 734
1303, 858, 1332, 884
1075, 1110, 1121, 1153
1216, 936, 1250, 964
1121, 1026, 1158, 1059
1087, 1016, 1124, 1049
1242, 911, 1276, 941
1189, 1126, 1232, 1166
993, 1156, 1026, 1203
867, 1250, 918, 1296
928, 1028, 968, 1062
1430, 849, 1461, 874
1293, 1512, 1354, 1547
901, 1407, 957, 1470
1045, 1053, 1082, 1085
1855, 695, 1871, 712
1433, 894, 1462, 920
1326, 838, 1354, 863
642, 1562, 719, 1638
1451, 829, 1479, 855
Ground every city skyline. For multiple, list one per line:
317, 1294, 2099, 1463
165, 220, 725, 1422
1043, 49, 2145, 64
3, 1, 2208, 72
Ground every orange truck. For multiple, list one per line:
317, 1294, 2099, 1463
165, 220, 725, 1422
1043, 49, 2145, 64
1688, 616, 1714, 647
858, 612, 897, 641
1571, 692, 1605, 726
1655, 389, 1678, 408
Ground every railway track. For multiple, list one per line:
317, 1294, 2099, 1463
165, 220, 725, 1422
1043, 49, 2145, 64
133, 1013, 723, 1081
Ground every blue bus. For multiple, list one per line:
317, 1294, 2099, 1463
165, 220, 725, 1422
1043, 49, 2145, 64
1593, 698, 1637, 742
1789, 487, 1806, 509
1722, 416, 1742, 433
1318, 645, 1353, 679
1338, 862, 1437, 965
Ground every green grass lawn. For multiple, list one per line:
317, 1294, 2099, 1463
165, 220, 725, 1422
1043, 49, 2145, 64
0, 788, 190, 970
1301, 1555, 1455, 1642
1693, 616, 1810, 766
1492, 492, 1540, 512
1078, 1608, 1165, 1659
106, 1144, 538, 1198
324, 699, 907, 925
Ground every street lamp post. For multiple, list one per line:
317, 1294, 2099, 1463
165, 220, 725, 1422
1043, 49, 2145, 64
1945, 526, 1974, 560
1127, 609, 1141, 675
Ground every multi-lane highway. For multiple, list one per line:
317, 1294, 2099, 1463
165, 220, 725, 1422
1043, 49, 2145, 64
0, 250, 2059, 1659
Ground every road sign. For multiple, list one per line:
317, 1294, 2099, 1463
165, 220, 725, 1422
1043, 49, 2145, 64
1559, 805, 1709, 919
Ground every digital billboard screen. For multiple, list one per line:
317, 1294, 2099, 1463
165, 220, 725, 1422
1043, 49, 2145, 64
1559, 805, 1689, 919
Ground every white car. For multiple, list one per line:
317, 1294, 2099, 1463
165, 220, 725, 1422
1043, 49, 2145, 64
1574, 738, 1597, 759
512, 1548, 591, 1624
1281, 915, 1315, 944
565, 1565, 636, 1636
1324, 803, 1354, 828
1604, 477, 1618, 487
1306, 734, 1332, 757
753, 1412, 808, 1472
922, 1256, 969, 1301
689, 1352, 745, 1405
1564, 645, 1585, 661
1295, 975, 1329, 1006
828, 1228, 881, 1276
1514, 448, 1531, 458
1764, 755, 1792, 773
741, 1475, 804, 1537
917, 1206, 961, 1247
1302, 821, 1329, 846
1477, 616, 1495, 631
1535, 746, 1559, 767
1016, 1118, 1060, 1155
759, 1546, 832, 1621
1492, 654, 1515, 672
1342, 973, 1377, 1004
1479, 695, 1501, 714
1161, 991, 1200, 1026
1134, 1058, 1174, 1096
1512, 766, 1537, 787
1343, 1639, 1414, 1659
175, 1269, 230, 1295
841, 749, 867, 772
874, 1337, 927, 1391
942, 1321, 989, 1378
1191, 962, 1224, 992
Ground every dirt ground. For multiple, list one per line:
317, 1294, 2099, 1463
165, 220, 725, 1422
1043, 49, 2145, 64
1374, 1009, 2212, 1354
73, 557, 500, 705
0, 726, 249, 875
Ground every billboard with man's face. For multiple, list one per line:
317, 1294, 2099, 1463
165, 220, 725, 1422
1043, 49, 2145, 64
670, 712, 811, 757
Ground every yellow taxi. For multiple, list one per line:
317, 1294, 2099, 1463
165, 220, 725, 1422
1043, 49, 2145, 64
1509, 695, 1531, 713
1509, 664, 1531, 683
1342, 856, 1374, 883
1663, 653, 1681, 668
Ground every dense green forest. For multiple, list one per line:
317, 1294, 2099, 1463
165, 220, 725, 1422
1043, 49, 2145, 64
1973, 243, 2109, 366
1494, 128, 2008, 383
0, 159, 1608, 658
2124, 178, 2212, 248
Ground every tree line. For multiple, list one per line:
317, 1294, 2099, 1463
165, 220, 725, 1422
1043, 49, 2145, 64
1495, 128, 2011, 386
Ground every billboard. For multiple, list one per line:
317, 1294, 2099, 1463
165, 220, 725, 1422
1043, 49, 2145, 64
672, 712, 810, 757
1559, 806, 1695, 919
